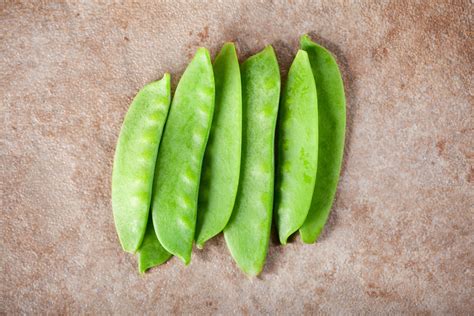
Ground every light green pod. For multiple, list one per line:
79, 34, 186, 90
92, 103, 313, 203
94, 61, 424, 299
275, 50, 318, 245
112, 74, 171, 253
224, 46, 280, 276
195, 43, 242, 248
152, 48, 215, 264
137, 217, 172, 273
299, 34, 346, 243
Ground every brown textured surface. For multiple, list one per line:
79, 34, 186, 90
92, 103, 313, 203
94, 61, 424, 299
1, 0, 473, 314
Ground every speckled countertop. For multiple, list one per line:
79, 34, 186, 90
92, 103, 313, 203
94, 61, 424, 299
1, 1, 472, 314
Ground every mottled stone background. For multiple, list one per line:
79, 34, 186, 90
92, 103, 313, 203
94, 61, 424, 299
1, 0, 472, 314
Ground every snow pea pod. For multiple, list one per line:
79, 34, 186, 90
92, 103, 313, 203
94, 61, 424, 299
224, 46, 280, 276
152, 48, 215, 264
195, 43, 242, 248
299, 34, 346, 243
137, 217, 172, 273
112, 74, 171, 253
275, 50, 318, 245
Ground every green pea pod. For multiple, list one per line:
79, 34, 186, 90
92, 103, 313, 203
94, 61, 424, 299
224, 46, 280, 276
137, 217, 172, 273
275, 50, 318, 245
299, 34, 346, 243
152, 48, 215, 264
195, 43, 242, 248
112, 74, 171, 253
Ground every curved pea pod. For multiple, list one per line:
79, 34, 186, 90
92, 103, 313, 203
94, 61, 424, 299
152, 48, 215, 264
223, 46, 280, 276
137, 217, 172, 273
195, 43, 242, 248
112, 73, 171, 253
299, 34, 346, 243
275, 50, 318, 245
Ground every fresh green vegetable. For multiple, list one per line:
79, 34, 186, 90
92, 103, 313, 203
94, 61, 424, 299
152, 48, 215, 264
299, 34, 346, 243
195, 43, 242, 248
275, 50, 318, 245
137, 217, 172, 273
224, 46, 280, 276
112, 74, 171, 253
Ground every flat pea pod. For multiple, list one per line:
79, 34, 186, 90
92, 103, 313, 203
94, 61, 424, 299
195, 43, 242, 248
152, 48, 215, 264
224, 46, 280, 276
299, 34, 346, 243
112, 74, 171, 253
275, 50, 318, 245
137, 217, 172, 273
